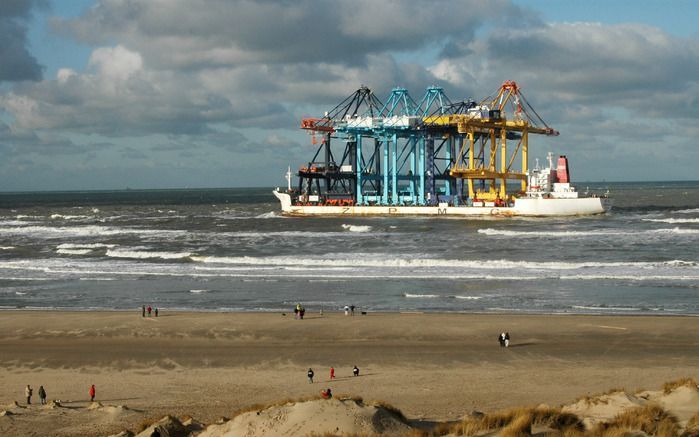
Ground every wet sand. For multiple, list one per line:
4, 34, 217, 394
1, 311, 698, 436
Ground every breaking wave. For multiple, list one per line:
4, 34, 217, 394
478, 227, 699, 237
106, 249, 193, 260
341, 224, 372, 232
643, 218, 699, 224
404, 293, 439, 298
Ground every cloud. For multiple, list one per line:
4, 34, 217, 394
0, 0, 46, 82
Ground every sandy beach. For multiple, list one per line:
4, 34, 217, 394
1, 310, 699, 436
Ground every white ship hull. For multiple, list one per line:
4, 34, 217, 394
273, 190, 610, 217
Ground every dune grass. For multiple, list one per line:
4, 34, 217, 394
591, 404, 679, 437
444, 406, 584, 436
662, 377, 698, 394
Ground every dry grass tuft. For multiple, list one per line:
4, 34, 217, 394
592, 403, 679, 437
662, 377, 698, 394
370, 399, 408, 422
686, 411, 699, 431
449, 406, 583, 436
136, 416, 160, 432
573, 388, 627, 405
500, 412, 532, 437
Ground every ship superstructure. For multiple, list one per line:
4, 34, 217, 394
274, 81, 610, 217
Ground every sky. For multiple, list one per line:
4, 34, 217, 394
0, 0, 698, 191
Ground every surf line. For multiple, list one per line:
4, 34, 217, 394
594, 325, 628, 330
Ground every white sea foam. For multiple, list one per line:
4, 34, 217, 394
255, 211, 279, 219
189, 289, 208, 293
479, 227, 699, 237
341, 224, 372, 232
189, 255, 697, 270
0, 225, 186, 238
675, 208, 699, 214
57, 243, 117, 249
0, 246, 15, 250
453, 295, 483, 300
404, 293, 440, 298
50, 214, 91, 220
643, 218, 699, 224
572, 305, 641, 312
15, 291, 26, 296
106, 249, 193, 260
57, 249, 93, 255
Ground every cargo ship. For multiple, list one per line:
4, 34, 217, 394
273, 82, 611, 217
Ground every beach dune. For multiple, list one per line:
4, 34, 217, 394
1, 311, 698, 436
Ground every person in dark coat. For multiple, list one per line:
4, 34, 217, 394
307, 368, 314, 383
505, 332, 510, 347
38, 385, 47, 405
155, 308, 159, 317
499, 332, 506, 347
142, 305, 145, 317
353, 365, 359, 377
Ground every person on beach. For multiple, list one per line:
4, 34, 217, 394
295, 303, 301, 319
505, 332, 510, 347
142, 305, 145, 317
307, 368, 314, 383
344, 305, 349, 316
321, 388, 332, 399
299, 307, 305, 319
155, 308, 159, 317
25, 385, 32, 405
499, 332, 506, 347
353, 365, 359, 377
89, 384, 96, 402
38, 385, 46, 405
350, 305, 355, 316
330, 367, 335, 380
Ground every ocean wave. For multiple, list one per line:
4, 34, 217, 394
0, 225, 187, 238
189, 255, 697, 270
57, 248, 93, 255
189, 289, 208, 293
0, 246, 15, 250
643, 218, 699, 224
341, 224, 372, 232
675, 208, 699, 214
255, 211, 279, 219
57, 243, 117, 249
452, 295, 483, 300
105, 249, 193, 260
404, 293, 440, 298
572, 305, 641, 311
50, 214, 91, 220
478, 227, 699, 237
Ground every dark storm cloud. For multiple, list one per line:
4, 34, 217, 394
0, 0, 46, 82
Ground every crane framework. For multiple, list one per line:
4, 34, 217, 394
296, 81, 558, 206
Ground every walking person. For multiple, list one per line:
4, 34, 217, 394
25, 385, 32, 405
142, 305, 145, 317
89, 384, 96, 402
505, 332, 510, 348
498, 332, 506, 347
350, 305, 355, 316
155, 308, 159, 317
344, 305, 349, 316
38, 385, 47, 405
329, 367, 335, 380
353, 365, 359, 377
307, 368, 314, 383
147, 306, 152, 317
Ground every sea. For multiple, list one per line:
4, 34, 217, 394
0, 181, 697, 315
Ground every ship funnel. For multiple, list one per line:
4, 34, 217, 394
556, 156, 570, 183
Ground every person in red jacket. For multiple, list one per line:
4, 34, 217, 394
329, 367, 335, 380
89, 384, 96, 402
